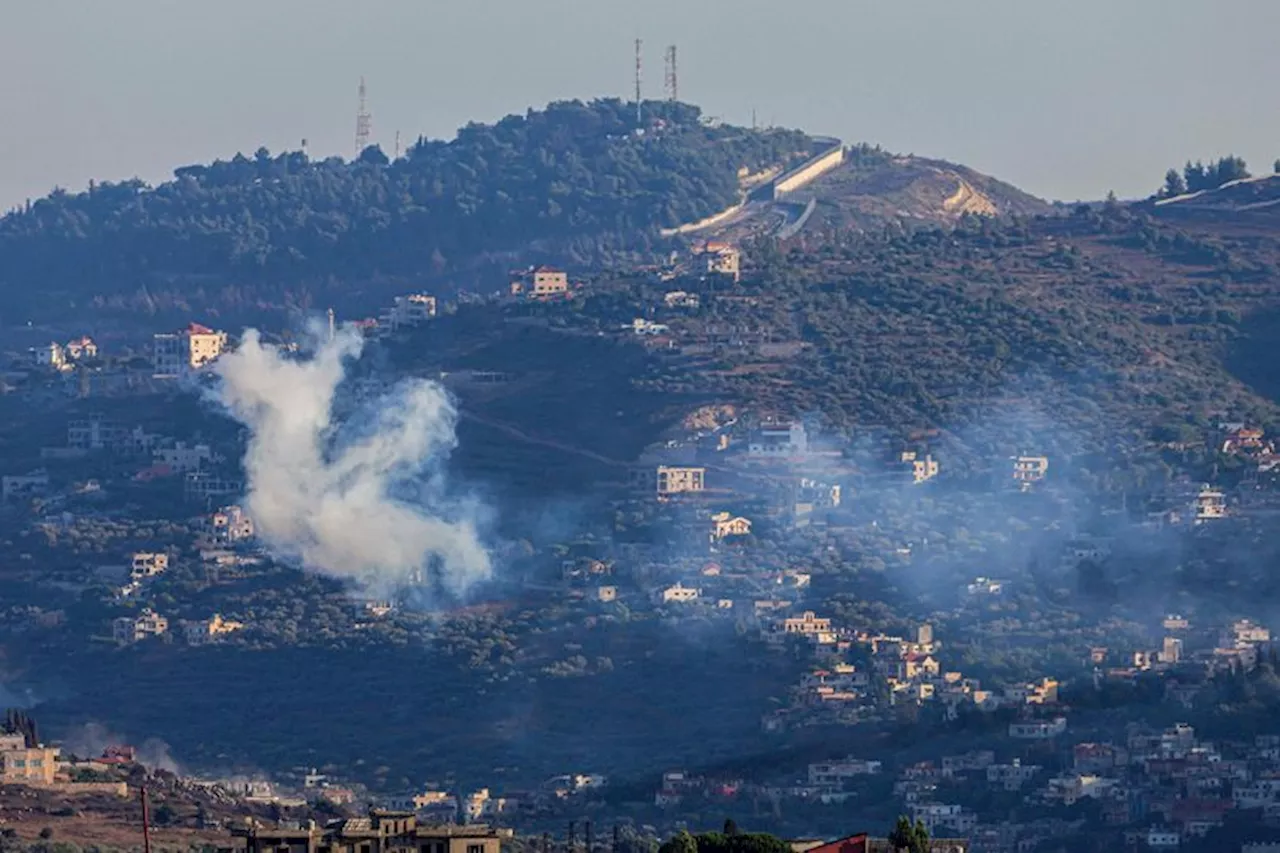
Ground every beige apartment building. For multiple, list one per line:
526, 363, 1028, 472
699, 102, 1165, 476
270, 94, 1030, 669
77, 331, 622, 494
153, 322, 228, 376
0, 732, 60, 786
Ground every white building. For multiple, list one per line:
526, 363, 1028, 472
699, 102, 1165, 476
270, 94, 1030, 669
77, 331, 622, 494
1194, 485, 1227, 522
659, 582, 701, 604
808, 758, 881, 789
385, 293, 437, 330
32, 342, 69, 371
153, 323, 228, 377
986, 760, 1041, 791
1009, 717, 1067, 740
184, 472, 243, 502
155, 442, 215, 473
748, 421, 808, 457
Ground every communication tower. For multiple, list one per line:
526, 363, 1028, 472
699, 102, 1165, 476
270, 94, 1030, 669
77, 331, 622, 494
354, 76, 372, 157
634, 38, 642, 126
663, 45, 678, 102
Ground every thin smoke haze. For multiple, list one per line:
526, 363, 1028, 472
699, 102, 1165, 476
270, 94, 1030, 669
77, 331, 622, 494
213, 323, 491, 597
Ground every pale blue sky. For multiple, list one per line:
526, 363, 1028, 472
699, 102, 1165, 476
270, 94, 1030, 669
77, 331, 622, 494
2, 0, 1278, 207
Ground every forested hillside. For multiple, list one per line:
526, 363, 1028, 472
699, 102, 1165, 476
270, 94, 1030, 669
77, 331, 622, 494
0, 99, 810, 321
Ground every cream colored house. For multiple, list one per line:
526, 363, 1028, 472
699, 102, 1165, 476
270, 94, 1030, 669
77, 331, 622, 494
901, 451, 939, 484
130, 551, 169, 580
660, 582, 701, 603
658, 466, 705, 497
183, 613, 245, 645
710, 511, 752, 540
699, 242, 741, 283
153, 322, 228, 376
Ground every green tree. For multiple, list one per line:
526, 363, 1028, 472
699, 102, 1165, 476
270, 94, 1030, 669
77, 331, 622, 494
1161, 168, 1186, 198
887, 816, 928, 853
660, 831, 698, 853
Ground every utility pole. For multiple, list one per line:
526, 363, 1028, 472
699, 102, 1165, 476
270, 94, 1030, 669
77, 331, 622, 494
140, 785, 152, 853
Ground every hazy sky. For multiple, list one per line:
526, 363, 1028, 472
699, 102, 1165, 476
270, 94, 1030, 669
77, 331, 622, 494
3, 0, 1279, 208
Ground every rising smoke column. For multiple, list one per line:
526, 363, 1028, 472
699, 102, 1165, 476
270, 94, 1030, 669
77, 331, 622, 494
213, 326, 491, 596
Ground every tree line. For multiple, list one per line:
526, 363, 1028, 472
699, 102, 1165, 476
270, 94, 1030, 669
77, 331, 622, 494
0, 99, 811, 319
1158, 155, 1253, 198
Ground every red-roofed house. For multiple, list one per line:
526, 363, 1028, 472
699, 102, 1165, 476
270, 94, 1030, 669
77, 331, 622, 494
794, 834, 867, 853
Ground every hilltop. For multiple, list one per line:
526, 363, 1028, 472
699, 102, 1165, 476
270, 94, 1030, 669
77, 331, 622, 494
0, 99, 812, 326
0, 99, 1064, 331
804, 150, 1054, 229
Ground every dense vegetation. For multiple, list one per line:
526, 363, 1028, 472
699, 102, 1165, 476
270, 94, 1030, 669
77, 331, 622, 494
1158, 154, 1252, 198
0, 99, 810, 320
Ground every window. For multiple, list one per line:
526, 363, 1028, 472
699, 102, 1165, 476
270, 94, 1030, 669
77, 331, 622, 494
467, 845, 485, 853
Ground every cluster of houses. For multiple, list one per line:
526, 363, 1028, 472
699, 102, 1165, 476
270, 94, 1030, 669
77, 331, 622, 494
30, 336, 99, 372
112, 608, 245, 646
881, 718, 1280, 851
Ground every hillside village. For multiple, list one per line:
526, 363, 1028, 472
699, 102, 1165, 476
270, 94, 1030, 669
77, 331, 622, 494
6, 204, 1280, 853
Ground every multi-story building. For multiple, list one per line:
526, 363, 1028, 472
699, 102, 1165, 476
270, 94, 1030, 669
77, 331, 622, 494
208, 505, 255, 543
901, 451, 940, 484
32, 342, 68, 371
986, 759, 1041, 791
112, 608, 169, 644
698, 242, 741, 283
710, 511, 752, 540
1012, 456, 1049, 491
184, 472, 243, 503
155, 442, 215, 473
1194, 485, 1226, 522
631, 465, 707, 499
385, 294, 437, 329
509, 265, 569, 298
153, 323, 228, 377
808, 758, 882, 789
0, 731, 60, 786
130, 552, 169, 580
777, 611, 837, 645
234, 810, 510, 853
748, 421, 808, 457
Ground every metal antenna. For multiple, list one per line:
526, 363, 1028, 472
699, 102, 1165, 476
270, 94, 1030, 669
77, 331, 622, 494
355, 76, 372, 157
394, 130, 401, 160
664, 45, 678, 102
634, 38, 643, 126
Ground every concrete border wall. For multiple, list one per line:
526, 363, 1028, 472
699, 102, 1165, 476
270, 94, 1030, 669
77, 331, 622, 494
774, 139, 845, 196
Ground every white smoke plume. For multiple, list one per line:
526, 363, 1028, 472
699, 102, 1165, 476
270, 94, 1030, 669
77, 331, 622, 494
62, 722, 183, 775
213, 324, 491, 596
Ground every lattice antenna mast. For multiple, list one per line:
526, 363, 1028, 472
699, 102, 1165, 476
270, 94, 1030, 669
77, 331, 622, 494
634, 38, 643, 126
664, 45, 678, 102
354, 76, 372, 158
